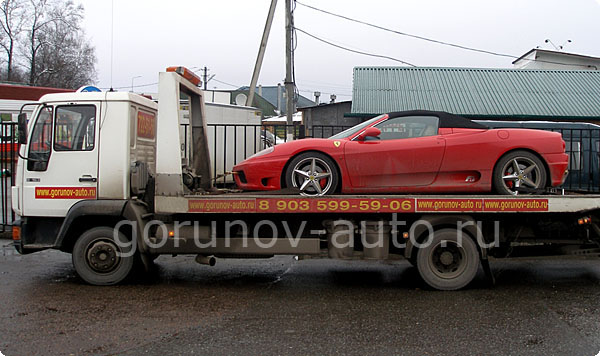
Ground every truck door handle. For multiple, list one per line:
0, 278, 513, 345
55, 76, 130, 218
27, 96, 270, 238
79, 176, 97, 183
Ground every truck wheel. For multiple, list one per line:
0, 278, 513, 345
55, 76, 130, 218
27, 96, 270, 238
72, 227, 135, 286
493, 150, 547, 195
416, 229, 480, 290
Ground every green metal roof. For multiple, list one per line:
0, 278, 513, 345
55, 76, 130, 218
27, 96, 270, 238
351, 67, 600, 119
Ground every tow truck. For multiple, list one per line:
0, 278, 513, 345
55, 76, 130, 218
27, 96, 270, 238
11, 67, 600, 290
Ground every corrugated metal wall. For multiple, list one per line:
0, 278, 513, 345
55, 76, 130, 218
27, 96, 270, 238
352, 67, 600, 119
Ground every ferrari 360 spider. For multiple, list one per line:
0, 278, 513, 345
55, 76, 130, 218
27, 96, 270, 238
232, 110, 569, 196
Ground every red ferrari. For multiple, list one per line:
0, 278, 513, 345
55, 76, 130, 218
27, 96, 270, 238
233, 110, 569, 196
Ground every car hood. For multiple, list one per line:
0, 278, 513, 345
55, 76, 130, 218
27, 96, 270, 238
239, 138, 349, 164
271, 137, 349, 153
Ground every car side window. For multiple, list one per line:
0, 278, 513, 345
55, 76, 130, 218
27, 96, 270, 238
374, 116, 439, 141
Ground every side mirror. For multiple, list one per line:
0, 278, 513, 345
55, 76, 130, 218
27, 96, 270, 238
17, 113, 27, 144
356, 127, 381, 141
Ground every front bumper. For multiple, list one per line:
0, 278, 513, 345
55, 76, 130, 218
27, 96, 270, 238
233, 157, 287, 191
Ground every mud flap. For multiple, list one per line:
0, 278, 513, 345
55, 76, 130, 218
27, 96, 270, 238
122, 200, 154, 273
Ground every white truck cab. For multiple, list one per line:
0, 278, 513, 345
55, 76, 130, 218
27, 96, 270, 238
14, 92, 158, 218
12, 68, 211, 262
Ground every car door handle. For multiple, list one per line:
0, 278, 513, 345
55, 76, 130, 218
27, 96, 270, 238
79, 176, 97, 183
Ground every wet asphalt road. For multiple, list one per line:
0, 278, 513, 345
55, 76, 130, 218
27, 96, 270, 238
1, 239, 600, 356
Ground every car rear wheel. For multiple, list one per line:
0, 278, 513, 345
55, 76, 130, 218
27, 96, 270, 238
493, 150, 547, 195
285, 152, 339, 196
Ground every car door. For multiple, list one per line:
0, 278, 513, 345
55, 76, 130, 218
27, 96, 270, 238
344, 115, 446, 188
22, 103, 99, 217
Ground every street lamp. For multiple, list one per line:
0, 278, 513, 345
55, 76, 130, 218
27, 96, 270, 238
131, 75, 141, 92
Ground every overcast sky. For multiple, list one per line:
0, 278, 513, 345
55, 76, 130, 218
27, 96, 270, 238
77, 0, 600, 101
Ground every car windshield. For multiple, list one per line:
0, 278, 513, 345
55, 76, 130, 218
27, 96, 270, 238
329, 114, 386, 139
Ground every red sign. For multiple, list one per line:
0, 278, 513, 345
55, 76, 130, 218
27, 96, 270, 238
256, 198, 415, 213
416, 198, 483, 212
188, 198, 415, 213
189, 199, 257, 213
481, 198, 548, 212
35, 187, 96, 199
415, 198, 549, 212
187, 197, 550, 213
137, 111, 156, 140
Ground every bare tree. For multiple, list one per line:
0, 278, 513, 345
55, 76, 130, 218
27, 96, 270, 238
34, 16, 96, 88
23, 0, 96, 88
0, 0, 25, 81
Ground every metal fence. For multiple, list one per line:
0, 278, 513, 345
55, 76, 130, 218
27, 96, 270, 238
548, 128, 600, 192
309, 125, 353, 139
190, 123, 350, 185
2, 122, 600, 230
1, 122, 17, 232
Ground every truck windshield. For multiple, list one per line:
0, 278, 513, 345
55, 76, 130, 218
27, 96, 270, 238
329, 114, 385, 139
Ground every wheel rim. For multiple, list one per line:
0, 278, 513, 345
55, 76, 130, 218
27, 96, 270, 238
85, 238, 121, 273
290, 157, 333, 196
500, 156, 542, 195
428, 241, 467, 279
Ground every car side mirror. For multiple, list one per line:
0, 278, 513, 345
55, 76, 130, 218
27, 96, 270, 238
356, 127, 381, 141
17, 113, 27, 144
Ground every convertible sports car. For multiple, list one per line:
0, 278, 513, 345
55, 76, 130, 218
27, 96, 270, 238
233, 110, 569, 196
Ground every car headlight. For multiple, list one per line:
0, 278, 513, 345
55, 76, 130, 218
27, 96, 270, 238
248, 147, 274, 159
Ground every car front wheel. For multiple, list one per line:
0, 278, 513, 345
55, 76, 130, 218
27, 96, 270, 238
285, 152, 339, 196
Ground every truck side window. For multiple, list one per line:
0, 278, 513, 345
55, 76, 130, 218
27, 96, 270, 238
27, 106, 53, 171
54, 105, 96, 151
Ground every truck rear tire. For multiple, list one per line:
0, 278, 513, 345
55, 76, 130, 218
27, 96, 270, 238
416, 228, 480, 290
72, 227, 135, 285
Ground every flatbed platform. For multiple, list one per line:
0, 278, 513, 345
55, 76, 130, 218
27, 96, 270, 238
155, 194, 600, 214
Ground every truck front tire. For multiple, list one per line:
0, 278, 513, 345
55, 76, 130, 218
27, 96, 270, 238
72, 227, 135, 285
416, 228, 480, 290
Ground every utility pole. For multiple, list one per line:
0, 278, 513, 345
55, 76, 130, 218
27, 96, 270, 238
197, 67, 215, 90
284, 0, 296, 141
246, 0, 278, 107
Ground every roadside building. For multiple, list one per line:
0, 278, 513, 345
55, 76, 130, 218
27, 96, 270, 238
0, 83, 74, 121
298, 101, 354, 137
351, 66, 600, 124
237, 85, 315, 115
512, 48, 600, 71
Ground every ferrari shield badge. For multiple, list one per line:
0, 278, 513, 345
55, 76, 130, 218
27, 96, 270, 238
333, 141, 341, 147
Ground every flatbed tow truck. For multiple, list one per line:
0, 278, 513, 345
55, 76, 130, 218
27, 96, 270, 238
10, 67, 600, 290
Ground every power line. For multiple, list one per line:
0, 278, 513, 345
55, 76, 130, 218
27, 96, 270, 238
300, 79, 352, 90
295, 0, 595, 69
297, 88, 352, 97
211, 78, 239, 88
101, 82, 158, 90
296, 1, 514, 60
295, 27, 416, 67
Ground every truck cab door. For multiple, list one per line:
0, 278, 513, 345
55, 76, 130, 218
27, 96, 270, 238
21, 104, 99, 217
